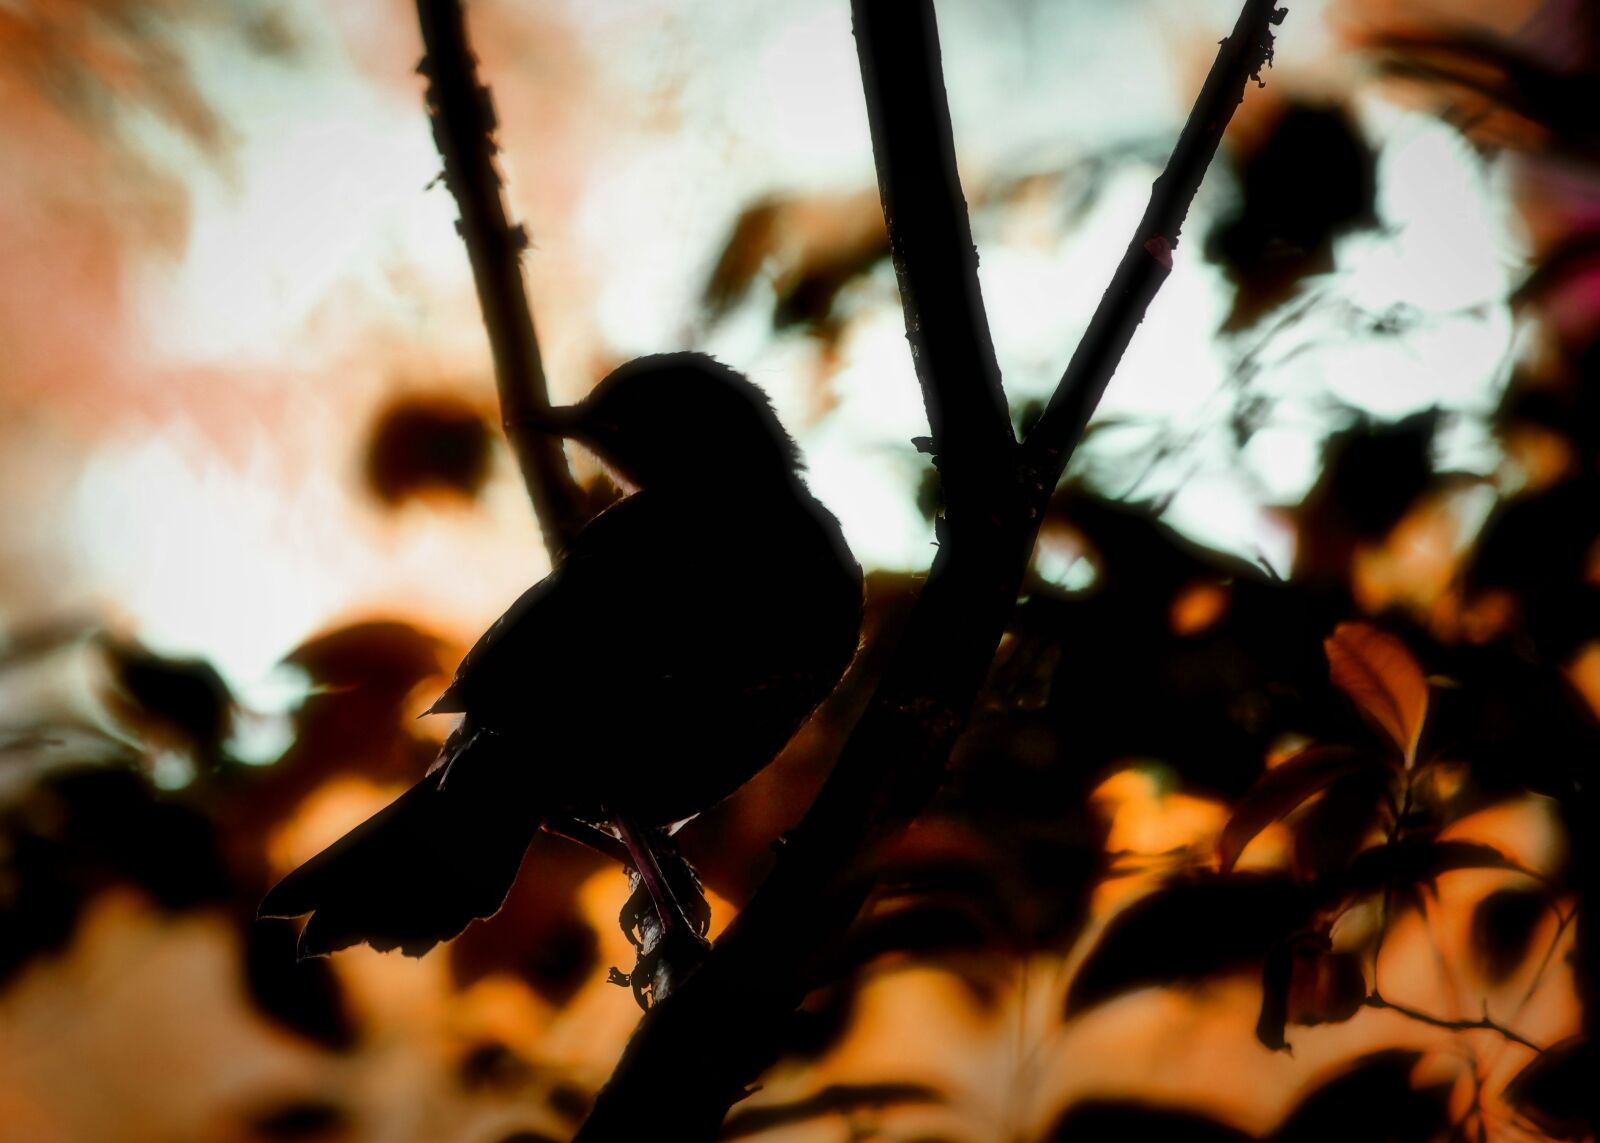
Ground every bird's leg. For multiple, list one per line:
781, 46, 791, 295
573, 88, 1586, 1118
541, 815, 631, 866
611, 813, 692, 942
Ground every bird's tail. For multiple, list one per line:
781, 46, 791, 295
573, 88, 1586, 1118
259, 725, 541, 959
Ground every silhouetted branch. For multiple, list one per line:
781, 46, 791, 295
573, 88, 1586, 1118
1364, 991, 1545, 1052
415, 0, 588, 554
576, 1, 1283, 1138
1023, 0, 1287, 485
853, 0, 1017, 516
415, 0, 633, 870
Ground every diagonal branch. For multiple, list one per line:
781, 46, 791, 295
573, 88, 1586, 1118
577, 1, 1282, 1138
415, 0, 588, 555
1023, 0, 1286, 487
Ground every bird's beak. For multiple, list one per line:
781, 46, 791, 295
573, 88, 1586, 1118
521, 404, 588, 439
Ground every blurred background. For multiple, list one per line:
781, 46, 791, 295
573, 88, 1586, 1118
1, 0, 1597, 1139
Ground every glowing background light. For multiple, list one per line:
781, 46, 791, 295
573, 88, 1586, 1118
1, 0, 1521, 697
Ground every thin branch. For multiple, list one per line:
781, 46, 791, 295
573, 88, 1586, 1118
1364, 991, 1545, 1053
1023, 0, 1287, 487
416, 0, 622, 865
575, 1, 1283, 1138
415, 0, 588, 554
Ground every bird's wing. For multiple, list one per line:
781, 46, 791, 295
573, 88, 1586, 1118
424, 492, 702, 720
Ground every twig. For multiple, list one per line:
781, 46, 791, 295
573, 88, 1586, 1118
415, 0, 588, 553
417, 0, 628, 864
1364, 991, 1544, 1053
1023, 0, 1286, 486
575, 1, 1284, 1138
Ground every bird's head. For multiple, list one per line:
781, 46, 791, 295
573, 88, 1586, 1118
534, 353, 804, 491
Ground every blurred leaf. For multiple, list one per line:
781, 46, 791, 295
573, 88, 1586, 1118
1503, 1036, 1593, 1140
1292, 767, 1389, 882
1470, 887, 1552, 983
364, 395, 493, 506
1288, 945, 1365, 1027
1371, 31, 1600, 164
1207, 101, 1378, 329
721, 1082, 943, 1140
1257, 935, 1295, 1051
1272, 1051, 1447, 1142
1044, 1101, 1251, 1143
1325, 624, 1428, 766
1342, 839, 1525, 896
103, 639, 234, 765
1067, 875, 1307, 1015
245, 918, 356, 1050
1257, 931, 1366, 1051
1219, 746, 1378, 872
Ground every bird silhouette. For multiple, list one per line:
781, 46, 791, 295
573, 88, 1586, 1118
260, 353, 863, 958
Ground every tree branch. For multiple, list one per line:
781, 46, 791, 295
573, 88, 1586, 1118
415, 0, 588, 554
853, 0, 1017, 513
416, 0, 633, 866
1364, 991, 1545, 1053
576, 1, 1283, 1138
1023, 0, 1286, 487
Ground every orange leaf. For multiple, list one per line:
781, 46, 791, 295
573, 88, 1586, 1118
1324, 623, 1428, 766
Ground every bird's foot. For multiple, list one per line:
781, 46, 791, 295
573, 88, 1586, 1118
609, 817, 713, 1008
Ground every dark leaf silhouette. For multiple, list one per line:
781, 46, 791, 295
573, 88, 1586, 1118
1068, 875, 1308, 1014
0, 767, 231, 983
1257, 934, 1295, 1051
1207, 101, 1378, 328
1340, 839, 1526, 897
1469, 887, 1552, 983
720, 1082, 943, 1140
1218, 745, 1378, 872
1371, 30, 1600, 164
244, 918, 356, 1050
1044, 1101, 1252, 1143
246, 1099, 350, 1141
364, 395, 494, 505
1257, 932, 1365, 1050
1291, 766, 1389, 881
1272, 1051, 1447, 1143
1292, 413, 1438, 590
1503, 1035, 1593, 1140
102, 638, 235, 768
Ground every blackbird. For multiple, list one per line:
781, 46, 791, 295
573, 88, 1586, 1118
260, 353, 863, 958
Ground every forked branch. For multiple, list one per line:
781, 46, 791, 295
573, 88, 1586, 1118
576, 1, 1285, 1138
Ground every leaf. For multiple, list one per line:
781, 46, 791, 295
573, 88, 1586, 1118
1341, 839, 1526, 897
1287, 946, 1366, 1028
721, 1083, 944, 1140
1219, 746, 1378, 873
1324, 623, 1428, 766
1470, 888, 1552, 983
1045, 1102, 1252, 1143
1068, 875, 1307, 1015
1257, 938, 1295, 1051
1292, 767, 1390, 881
1272, 1051, 1447, 1143
1504, 1036, 1592, 1140
1255, 932, 1365, 1051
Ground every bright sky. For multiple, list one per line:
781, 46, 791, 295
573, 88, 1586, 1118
2, 0, 1524, 691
